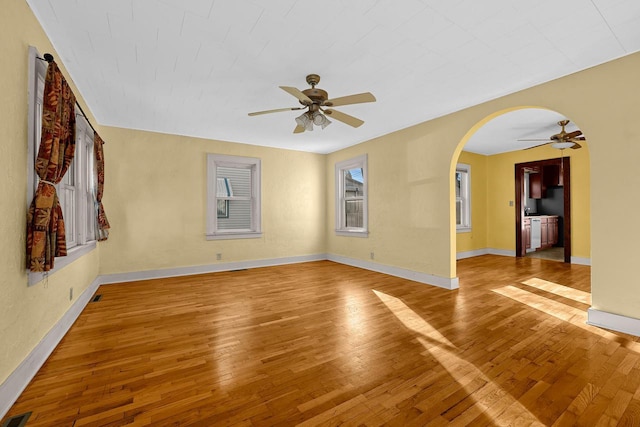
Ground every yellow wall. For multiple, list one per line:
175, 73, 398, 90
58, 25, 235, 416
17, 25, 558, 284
326, 127, 455, 277
329, 53, 640, 319
97, 127, 326, 275
484, 143, 590, 257
3, 0, 640, 394
0, 1, 100, 384
455, 151, 488, 254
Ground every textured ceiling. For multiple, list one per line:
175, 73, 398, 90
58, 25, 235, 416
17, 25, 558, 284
26, 0, 640, 154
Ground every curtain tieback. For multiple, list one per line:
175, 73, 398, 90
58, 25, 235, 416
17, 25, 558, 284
39, 180, 56, 187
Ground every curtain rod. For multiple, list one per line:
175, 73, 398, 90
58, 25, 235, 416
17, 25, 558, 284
36, 53, 101, 139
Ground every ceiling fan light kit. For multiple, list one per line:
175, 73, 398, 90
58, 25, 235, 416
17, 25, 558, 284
249, 74, 375, 133
551, 141, 575, 149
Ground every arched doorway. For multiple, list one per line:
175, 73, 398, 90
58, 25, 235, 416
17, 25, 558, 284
451, 107, 591, 273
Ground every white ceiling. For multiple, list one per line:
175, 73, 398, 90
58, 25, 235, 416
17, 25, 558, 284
463, 108, 580, 155
26, 0, 640, 154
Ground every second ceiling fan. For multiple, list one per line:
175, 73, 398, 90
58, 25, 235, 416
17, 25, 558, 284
519, 119, 585, 150
248, 74, 376, 133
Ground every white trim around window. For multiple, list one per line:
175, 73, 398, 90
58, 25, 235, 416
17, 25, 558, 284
206, 154, 262, 240
456, 163, 471, 233
335, 154, 368, 237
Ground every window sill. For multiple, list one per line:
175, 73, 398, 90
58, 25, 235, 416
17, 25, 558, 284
335, 229, 369, 238
206, 232, 263, 240
28, 241, 97, 286
456, 227, 472, 234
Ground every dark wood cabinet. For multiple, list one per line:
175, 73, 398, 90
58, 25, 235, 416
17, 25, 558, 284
547, 216, 558, 246
523, 215, 558, 251
543, 164, 562, 187
529, 165, 562, 199
529, 172, 542, 199
539, 216, 558, 249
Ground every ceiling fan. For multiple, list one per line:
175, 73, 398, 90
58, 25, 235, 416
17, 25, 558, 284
518, 119, 585, 150
248, 74, 376, 133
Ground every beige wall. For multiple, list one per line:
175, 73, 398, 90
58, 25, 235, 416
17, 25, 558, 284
0, 1, 100, 384
326, 127, 455, 277
97, 127, 326, 275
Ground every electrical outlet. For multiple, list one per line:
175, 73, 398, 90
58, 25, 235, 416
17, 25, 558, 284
509, 200, 514, 207
69, 287, 73, 301
370, 252, 375, 260
216, 253, 222, 261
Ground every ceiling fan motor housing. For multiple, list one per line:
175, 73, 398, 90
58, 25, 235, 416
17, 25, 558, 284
302, 88, 328, 105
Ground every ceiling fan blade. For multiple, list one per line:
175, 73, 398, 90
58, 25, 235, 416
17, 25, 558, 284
279, 86, 312, 104
518, 139, 553, 142
564, 130, 583, 139
572, 136, 586, 141
325, 92, 376, 107
524, 142, 552, 150
570, 142, 582, 149
248, 107, 303, 116
324, 109, 364, 128
293, 124, 305, 134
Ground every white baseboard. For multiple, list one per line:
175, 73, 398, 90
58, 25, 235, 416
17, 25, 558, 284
587, 308, 640, 337
456, 248, 591, 266
102, 253, 459, 290
571, 256, 591, 266
0, 277, 100, 419
99, 254, 327, 285
328, 254, 459, 290
488, 248, 517, 257
456, 249, 490, 260
456, 248, 516, 259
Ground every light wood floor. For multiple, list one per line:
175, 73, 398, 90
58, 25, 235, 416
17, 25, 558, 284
4, 256, 640, 426
525, 247, 564, 262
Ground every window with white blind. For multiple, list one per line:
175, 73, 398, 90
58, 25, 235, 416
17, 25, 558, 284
335, 154, 368, 237
206, 154, 261, 240
456, 163, 471, 232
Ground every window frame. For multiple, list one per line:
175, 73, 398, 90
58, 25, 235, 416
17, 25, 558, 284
456, 163, 472, 233
27, 46, 96, 285
335, 154, 368, 237
206, 153, 262, 240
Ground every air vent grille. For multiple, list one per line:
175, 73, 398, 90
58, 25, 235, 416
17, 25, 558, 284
2, 411, 32, 427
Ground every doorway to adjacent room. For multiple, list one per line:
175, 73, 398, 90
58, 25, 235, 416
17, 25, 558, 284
515, 157, 571, 263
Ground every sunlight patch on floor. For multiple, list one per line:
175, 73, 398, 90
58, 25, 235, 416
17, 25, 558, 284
373, 289, 544, 425
521, 277, 591, 304
492, 285, 640, 353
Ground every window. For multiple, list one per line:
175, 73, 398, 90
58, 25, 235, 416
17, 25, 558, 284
207, 154, 261, 240
456, 163, 471, 232
335, 154, 368, 237
27, 47, 96, 283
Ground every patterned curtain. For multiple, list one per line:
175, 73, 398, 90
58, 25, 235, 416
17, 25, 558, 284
94, 133, 110, 241
26, 61, 76, 272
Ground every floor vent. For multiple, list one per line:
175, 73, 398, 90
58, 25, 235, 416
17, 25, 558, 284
91, 294, 103, 303
2, 412, 32, 427
231, 269, 248, 272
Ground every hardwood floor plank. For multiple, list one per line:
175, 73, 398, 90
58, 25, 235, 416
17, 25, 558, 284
3, 257, 640, 425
